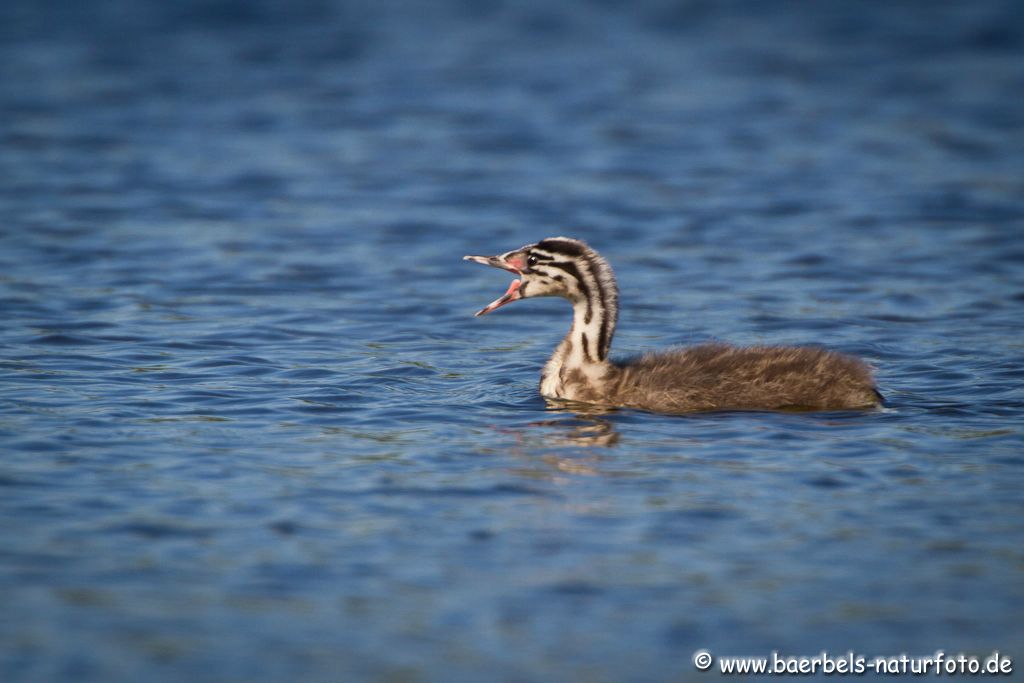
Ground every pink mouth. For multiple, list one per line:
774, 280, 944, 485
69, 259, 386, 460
474, 278, 522, 317
463, 254, 524, 316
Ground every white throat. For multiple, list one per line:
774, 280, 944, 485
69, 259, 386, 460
540, 297, 614, 400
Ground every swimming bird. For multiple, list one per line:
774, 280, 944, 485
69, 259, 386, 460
464, 237, 881, 413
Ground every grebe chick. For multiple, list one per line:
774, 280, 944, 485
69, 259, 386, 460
465, 237, 881, 414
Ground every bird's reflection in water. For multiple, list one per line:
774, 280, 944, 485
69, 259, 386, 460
528, 417, 620, 448
501, 402, 623, 478
536, 397, 621, 445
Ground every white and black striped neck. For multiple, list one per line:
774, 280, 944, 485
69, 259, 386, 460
530, 238, 618, 364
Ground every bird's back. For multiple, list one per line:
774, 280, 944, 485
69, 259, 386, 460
609, 344, 881, 413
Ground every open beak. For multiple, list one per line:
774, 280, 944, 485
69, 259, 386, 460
463, 254, 524, 316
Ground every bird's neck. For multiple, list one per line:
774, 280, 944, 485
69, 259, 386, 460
541, 269, 619, 400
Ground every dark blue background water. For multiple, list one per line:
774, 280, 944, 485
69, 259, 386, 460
2, 1, 1023, 680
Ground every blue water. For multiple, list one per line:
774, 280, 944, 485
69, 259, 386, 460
2, 0, 1023, 680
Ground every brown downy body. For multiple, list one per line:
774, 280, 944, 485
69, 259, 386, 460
465, 237, 881, 414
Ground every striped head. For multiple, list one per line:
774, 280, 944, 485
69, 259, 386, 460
463, 236, 619, 326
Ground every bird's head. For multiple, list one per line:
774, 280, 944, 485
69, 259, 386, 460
463, 237, 614, 316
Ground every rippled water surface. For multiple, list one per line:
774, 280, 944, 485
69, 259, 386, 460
2, 1, 1023, 680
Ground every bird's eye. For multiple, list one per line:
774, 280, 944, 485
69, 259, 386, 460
527, 254, 538, 268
